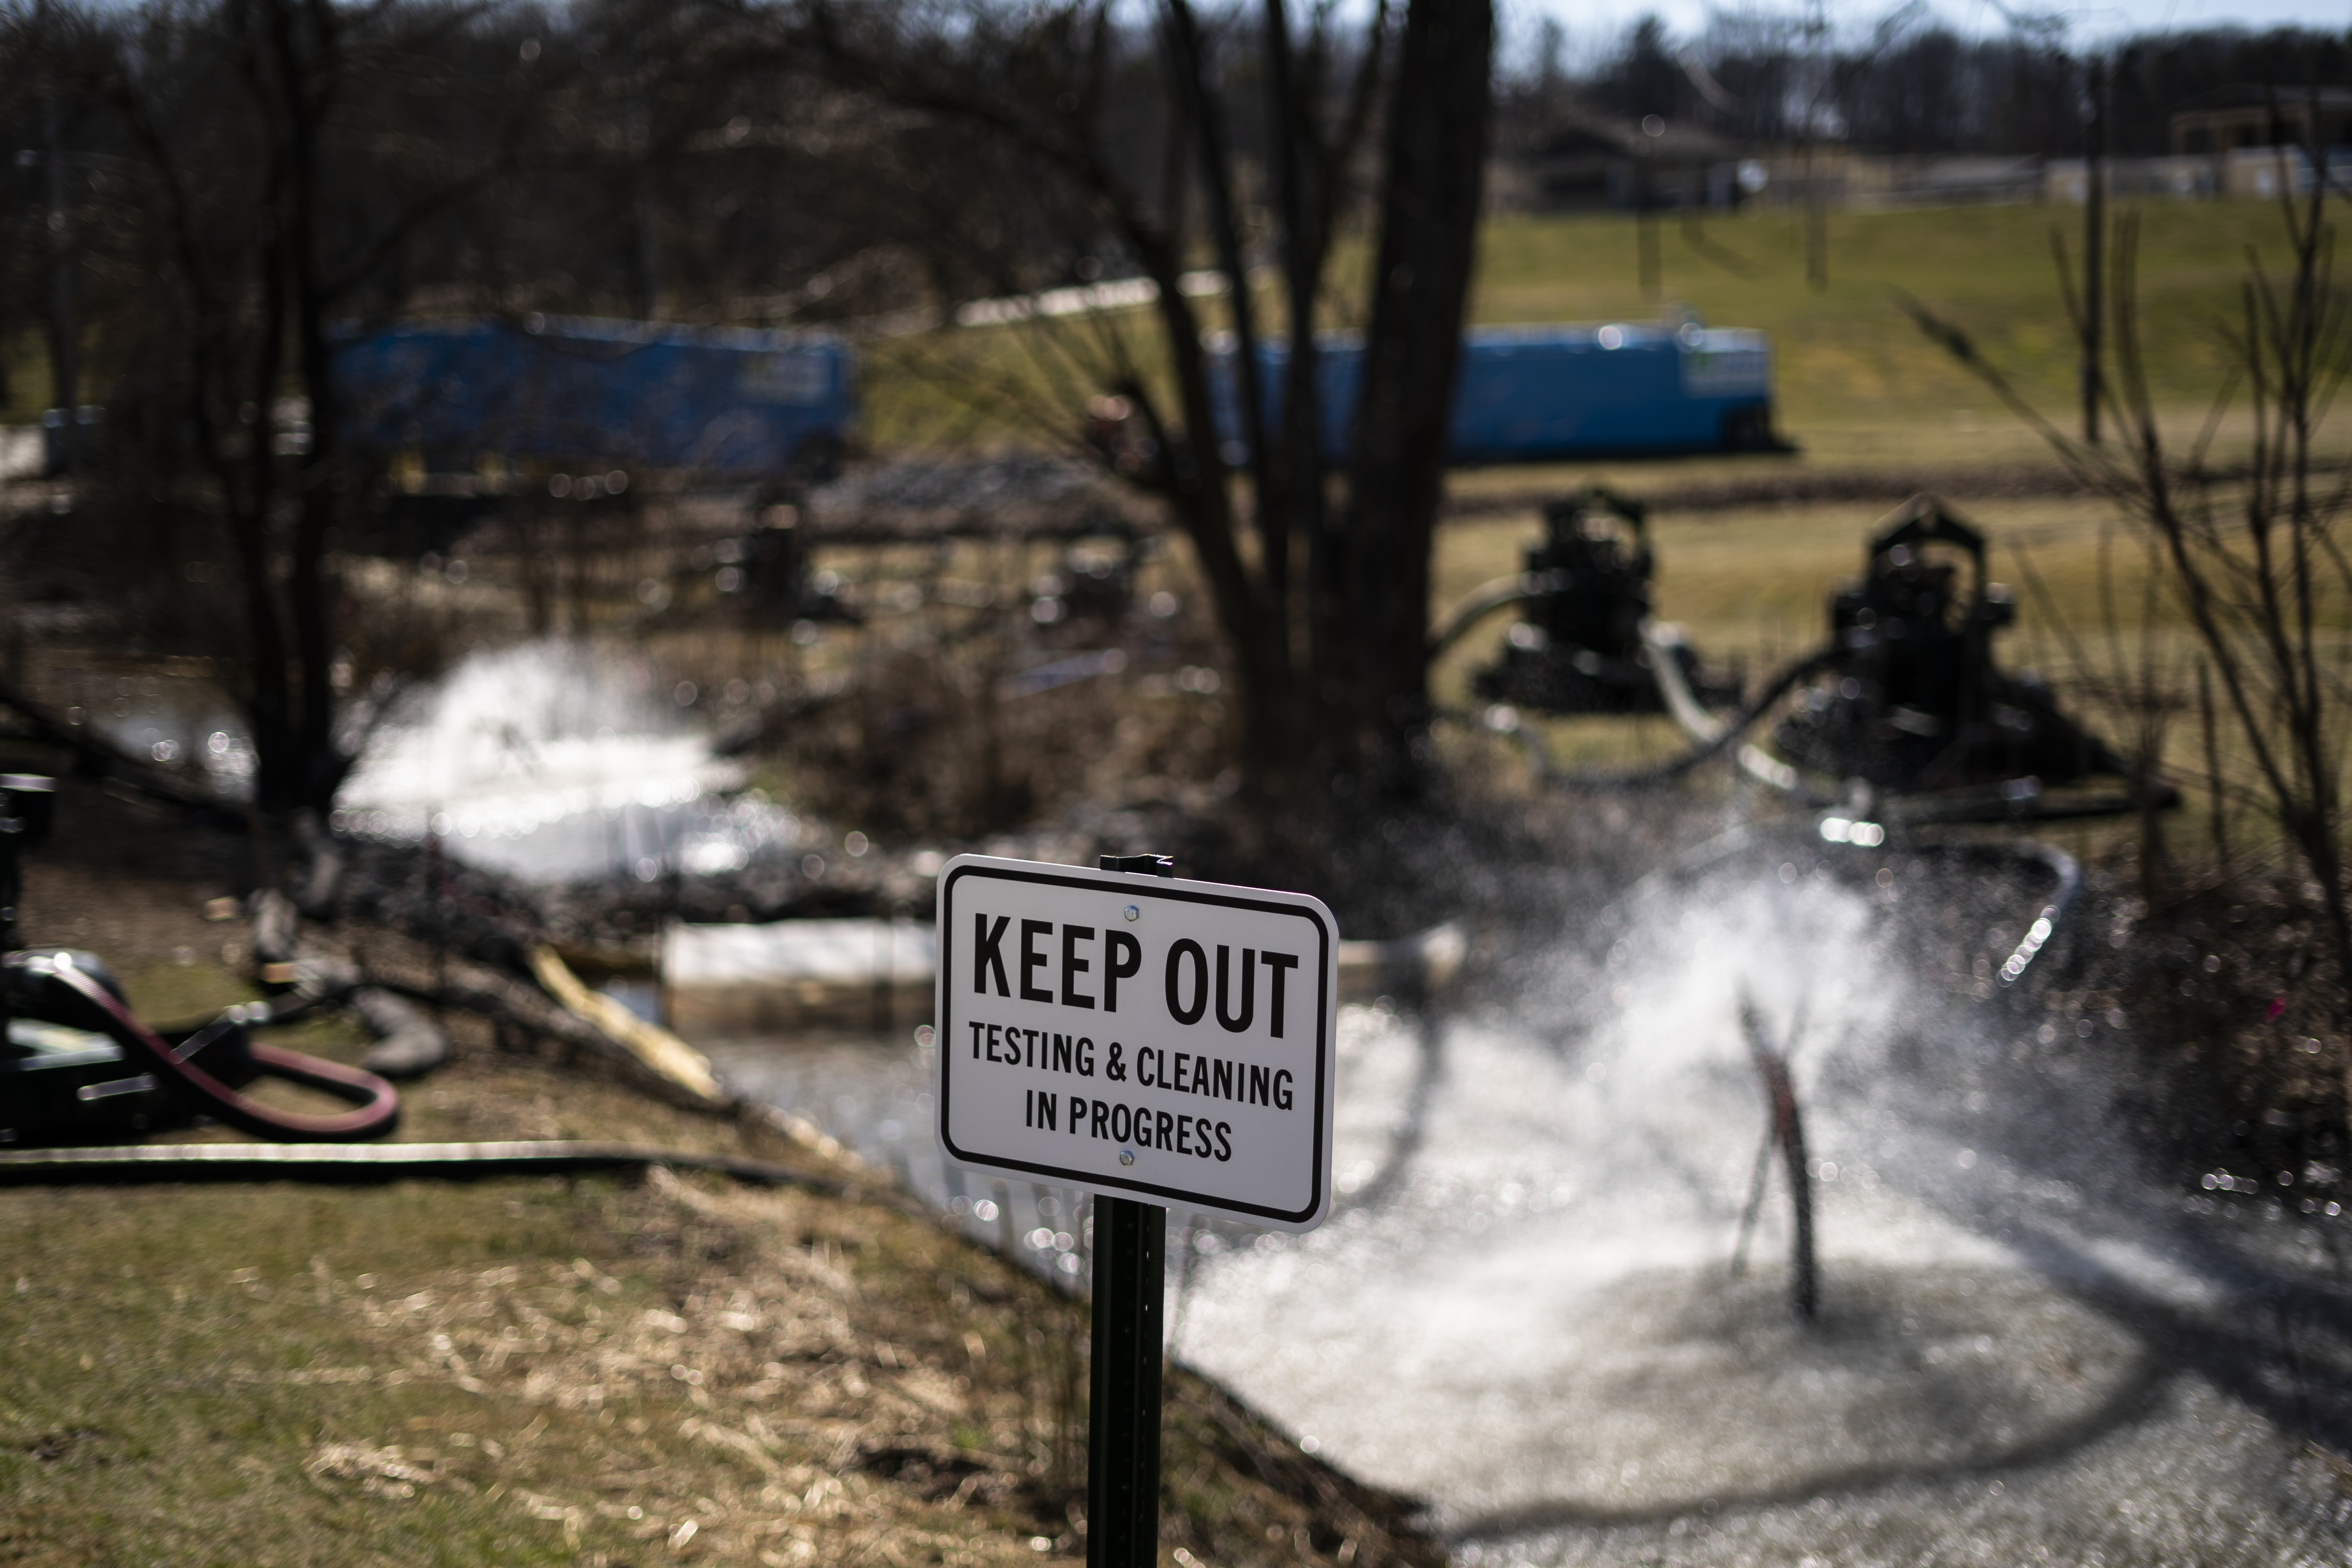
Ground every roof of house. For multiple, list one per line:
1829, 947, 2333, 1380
1519, 102, 1742, 162
2171, 83, 2352, 116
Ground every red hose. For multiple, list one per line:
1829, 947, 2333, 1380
47, 965, 401, 1142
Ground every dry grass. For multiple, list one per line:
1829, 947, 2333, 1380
0, 1142, 1435, 1568
0, 1163, 1037, 1566
0, 774, 1439, 1568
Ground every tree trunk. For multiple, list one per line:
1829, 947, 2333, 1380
1262, 0, 1329, 719
283, 5, 345, 816
1166, 0, 1282, 704
2081, 53, 2103, 446
240, 169, 298, 813
42, 85, 80, 463
1328, 0, 1491, 789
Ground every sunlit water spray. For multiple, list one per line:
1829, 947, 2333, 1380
295, 657, 2344, 1566
1175, 874, 2036, 1509
704, 840, 2350, 1559
1160, 858, 2352, 1564
699, 844, 2350, 1560
334, 641, 791, 883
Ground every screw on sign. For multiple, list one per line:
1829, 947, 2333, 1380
933, 853, 1338, 1568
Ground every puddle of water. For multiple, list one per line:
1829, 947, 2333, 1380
704, 1033, 936, 1185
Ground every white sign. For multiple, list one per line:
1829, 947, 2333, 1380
933, 855, 1338, 1232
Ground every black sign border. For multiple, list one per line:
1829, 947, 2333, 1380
936, 860, 1333, 1225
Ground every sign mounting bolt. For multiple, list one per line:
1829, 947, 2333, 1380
1123, 904, 1139, 922
1119, 1149, 1136, 1166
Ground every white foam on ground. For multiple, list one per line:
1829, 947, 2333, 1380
0, 427, 44, 481
335, 640, 784, 882
664, 918, 936, 985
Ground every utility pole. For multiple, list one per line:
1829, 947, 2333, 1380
2081, 52, 2105, 446
1802, 0, 1829, 292
41, 80, 81, 472
632, 93, 660, 319
1637, 117, 1663, 300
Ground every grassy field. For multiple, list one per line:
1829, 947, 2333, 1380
1, 1131, 1420, 1568
1471, 200, 2286, 460
5, 198, 2306, 472
863, 197, 2305, 466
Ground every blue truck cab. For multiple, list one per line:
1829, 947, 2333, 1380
331, 315, 855, 479
1212, 320, 1780, 465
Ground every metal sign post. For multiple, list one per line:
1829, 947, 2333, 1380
931, 851, 1338, 1568
1087, 1188, 1165, 1568
1088, 854, 1171, 1568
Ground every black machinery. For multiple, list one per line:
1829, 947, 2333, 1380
1756, 495, 2157, 818
740, 498, 858, 624
0, 773, 399, 1146
1454, 487, 1741, 717
1032, 518, 1150, 637
1440, 489, 2167, 824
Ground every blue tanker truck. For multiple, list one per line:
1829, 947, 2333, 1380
325, 312, 1773, 482
331, 315, 855, 479
1211, 320, 1782, 463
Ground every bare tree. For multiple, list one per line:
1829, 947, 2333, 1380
56, 0, 553, 813
1907, 118, 2352, 1126
1328, 0, 1492, 788
803, 0, 1492, 799
16, 0, 1495, 811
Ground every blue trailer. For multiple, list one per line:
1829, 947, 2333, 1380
1211, 321, 1780, 465
331, 315, 854, 479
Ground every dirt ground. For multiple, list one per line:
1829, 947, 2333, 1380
0, 757, 1439, 1568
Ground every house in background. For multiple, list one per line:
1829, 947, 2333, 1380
1493, 105, 1754, 212
2169, 84, 2352, 154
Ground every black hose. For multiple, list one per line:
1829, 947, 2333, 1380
45, 964, 403, 1142
1425, 572, 1570, 659
1475, 635, 2174, 825
0, 1139, 848, 1192
1506, 647, 1840, 793
1928, 836, 2080, 989
1619, 817, 2083, 992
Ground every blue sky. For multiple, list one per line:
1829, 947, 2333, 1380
1507, 0, 2352, 62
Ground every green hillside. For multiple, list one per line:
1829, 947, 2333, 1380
6, 199, 2303, 470
1474, 198, 2287, 465
866, 197, 2299, 465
